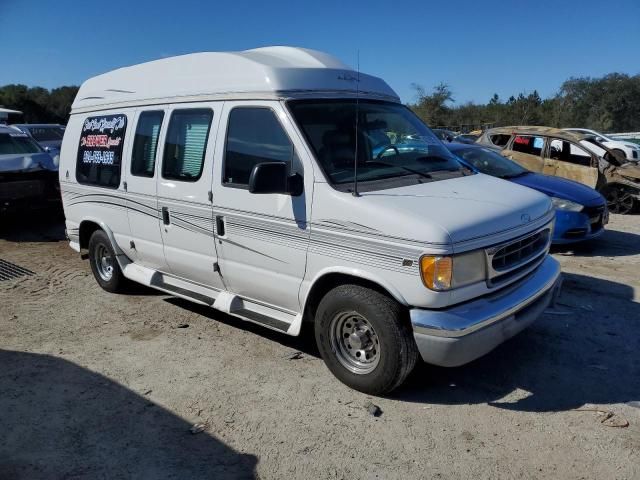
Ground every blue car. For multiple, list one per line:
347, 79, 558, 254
446, 143, 608, 244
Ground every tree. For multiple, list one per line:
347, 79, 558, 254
0, 84, 79, 124
410, 82, 454, 126
408, 73, 640, 132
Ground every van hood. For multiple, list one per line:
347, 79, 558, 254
317, 173, 552, 246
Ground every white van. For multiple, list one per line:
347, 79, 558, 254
60, 47, 561, 394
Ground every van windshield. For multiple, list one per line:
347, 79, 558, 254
288, 100, 467, 191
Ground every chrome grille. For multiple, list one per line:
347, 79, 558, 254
492, 229, 549, 271
486, 227, 551, 287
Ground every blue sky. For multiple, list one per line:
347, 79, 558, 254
1, 0, 638, 104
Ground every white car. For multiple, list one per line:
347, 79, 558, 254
59, 47, 561, 394
564, 128, 640, 162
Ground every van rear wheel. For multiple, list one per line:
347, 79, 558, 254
88, 230, 127, 293
314, 284, 418, 395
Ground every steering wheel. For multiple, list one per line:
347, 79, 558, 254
376, 145, 400, 159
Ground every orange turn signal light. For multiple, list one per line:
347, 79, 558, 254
420, 255, 453, 291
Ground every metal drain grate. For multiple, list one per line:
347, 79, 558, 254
0, 258, 35, 281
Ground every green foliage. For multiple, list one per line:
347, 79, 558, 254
409, 73, 640, 133
0, 84, 79, 124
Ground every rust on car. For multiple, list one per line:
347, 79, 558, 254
477, 126, 640, 214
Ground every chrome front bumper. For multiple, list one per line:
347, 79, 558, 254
410, 256, 561, 367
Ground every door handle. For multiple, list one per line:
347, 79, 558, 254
215, 215, 225, 236
162, 207, 170, 225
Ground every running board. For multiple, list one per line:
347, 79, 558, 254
122, 263, 298, 334
230, 308, 289, 332
122, 263, 219, 306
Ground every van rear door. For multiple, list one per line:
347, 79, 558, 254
156, 103, 225, 290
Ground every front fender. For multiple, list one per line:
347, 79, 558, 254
299, 265, 410, 312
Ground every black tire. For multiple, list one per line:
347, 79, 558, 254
603, 186, 636, 214
88, 229, 127, 293
314, 284, 419, 395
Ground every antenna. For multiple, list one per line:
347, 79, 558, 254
352, 50, 360, 197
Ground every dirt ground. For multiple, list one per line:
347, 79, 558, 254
0, 210, 639, 480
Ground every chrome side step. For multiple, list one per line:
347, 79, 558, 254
122, 262, 298, 334
230, 308, 289, 332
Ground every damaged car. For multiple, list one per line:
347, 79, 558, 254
0, 125, 61, 213
477, 126, 640, 214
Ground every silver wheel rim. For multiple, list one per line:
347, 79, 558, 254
329, 311, 381, 374
94, 244, 114, 282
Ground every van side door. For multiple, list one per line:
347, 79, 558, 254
502, 134, 545, 173
125, 108, 170, 271
547, 138, 599, 188
156, 103, 225, 290
211, 101, 311, 313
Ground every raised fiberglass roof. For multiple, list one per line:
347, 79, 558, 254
72, 46, 399, 111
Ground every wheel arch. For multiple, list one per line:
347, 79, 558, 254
78, 218, 132, 272
300, 268, 409, 324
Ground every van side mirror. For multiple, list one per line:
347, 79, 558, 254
248, 162, 303, 196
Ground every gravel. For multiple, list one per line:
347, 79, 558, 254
1, 211, 638, 479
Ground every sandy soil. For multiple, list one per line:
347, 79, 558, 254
0, 210, 639, 479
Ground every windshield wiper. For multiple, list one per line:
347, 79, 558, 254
365, 161, 433, 180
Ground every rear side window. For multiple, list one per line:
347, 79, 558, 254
489, 134, 511, 147
76, 114, 127, 189
162, 109, 213, 181
549, 139, 592, 166
131, 111, 164, 177
512, 135, 544, 156
223, 107, 293, 186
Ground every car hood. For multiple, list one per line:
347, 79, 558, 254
614, 162, 640, 181
614, 140, 640, 150
510, 172, 603, 206
318, 173, 552, 246
37, 140, 62, 150
0, 152, 58, 173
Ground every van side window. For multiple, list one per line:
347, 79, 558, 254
162, 109, 213, 182
512, 135, 544, 156
76, 114, 127, 189
223, 107, 293, 186
131, 111, 164, 178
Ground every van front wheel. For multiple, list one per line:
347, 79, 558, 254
315, 284, 418, 395
88, 230, 127, 293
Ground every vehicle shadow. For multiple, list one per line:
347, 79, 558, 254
551, 228, 640, 257
0, 207, 66, 242
0, 349, 258, 479
164, 297, 320, 358
394, 272, 639, 411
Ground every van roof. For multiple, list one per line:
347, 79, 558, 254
72, 46, 399, 112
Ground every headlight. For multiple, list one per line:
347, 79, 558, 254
420, 250, 486, 291
551, 197, 583, 212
